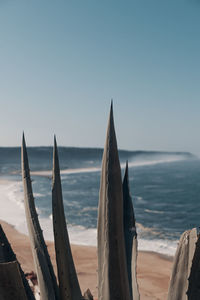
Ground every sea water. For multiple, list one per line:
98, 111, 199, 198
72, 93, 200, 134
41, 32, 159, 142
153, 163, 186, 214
0, 147, 198, 256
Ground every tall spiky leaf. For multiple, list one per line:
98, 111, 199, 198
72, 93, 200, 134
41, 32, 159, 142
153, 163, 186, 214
0, 261, 29, 300
123, 162, 140, 300
0, 224, 35, 300
52, 137, 82, 300
21, 134, 59, 300
0, 224, 16, 263
187, 232, 200, 299
97, 103, 131, 300
167, 228, 197, 300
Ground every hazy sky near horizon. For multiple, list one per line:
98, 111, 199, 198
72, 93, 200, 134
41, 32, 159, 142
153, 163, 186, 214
0, 1, 200, 155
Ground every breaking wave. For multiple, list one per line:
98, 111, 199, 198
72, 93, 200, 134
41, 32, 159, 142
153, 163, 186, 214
30, 153, 192, 177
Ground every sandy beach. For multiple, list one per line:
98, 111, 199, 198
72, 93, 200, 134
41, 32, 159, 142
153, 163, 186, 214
0, 220, 173, 300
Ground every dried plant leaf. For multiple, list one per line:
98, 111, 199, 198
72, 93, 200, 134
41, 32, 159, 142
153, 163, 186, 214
52, 137, 82, 300
0, 224, 35, 300
123, 162, 140, 300
0, 261, 29, 300
187, 231, 200, 299
21, 134, 59, 300
97, 103, 131, 300
167, 228, 197, 300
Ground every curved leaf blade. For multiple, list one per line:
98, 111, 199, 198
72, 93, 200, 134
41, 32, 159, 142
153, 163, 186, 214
21, 134, 59, 300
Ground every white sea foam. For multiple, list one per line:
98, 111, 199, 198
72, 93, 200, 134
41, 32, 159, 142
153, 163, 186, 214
68, 227, 178, 256
37, 219, 177, 256
64, 226, 178, 256
0, 179, 177, 256
68, 225, 97, 246
81, 206, 98, 212
144, 209, 164, 214
30, 154, 187, 178
138, 238, 178, 256
123, 154, 187, 169
31, 167, 101, 177
34, 220, 177, 256
0, 179, 28, 234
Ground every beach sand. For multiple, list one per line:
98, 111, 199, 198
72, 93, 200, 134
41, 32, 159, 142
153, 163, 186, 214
0, 220, 173, 300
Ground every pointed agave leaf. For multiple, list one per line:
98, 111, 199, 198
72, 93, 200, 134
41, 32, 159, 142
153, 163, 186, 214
21, 134, 59, 300
187, 232, 200, 299
167, 228, 197, 300
123, 162, 140, 300
0, 224, 35, 300
0, 224, 16, 263
52, 137, 82, 300
0, 261, 29, 300
97, 103, 131, 300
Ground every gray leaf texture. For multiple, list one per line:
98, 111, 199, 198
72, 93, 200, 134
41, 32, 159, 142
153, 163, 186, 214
21, 134, 59, 300
0, 261, 29, 300
123, 162, 140, 300
167, 228, 197, 300
187, 231, 200, 299
0, 224, 35, 300
97, 103, 131, 300
52, 137, 83, 300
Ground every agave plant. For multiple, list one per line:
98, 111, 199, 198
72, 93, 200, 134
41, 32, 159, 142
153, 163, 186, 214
18, 104, 200, 300
5, 102, 200, 300
22, 104, 139, 300
22, 105, 200, 300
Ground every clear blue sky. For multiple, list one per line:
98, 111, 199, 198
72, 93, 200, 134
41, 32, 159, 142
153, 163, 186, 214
0, 1, 199, 154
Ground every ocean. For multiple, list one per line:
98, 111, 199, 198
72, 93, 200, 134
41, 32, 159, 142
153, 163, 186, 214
0, 146, 199, 256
